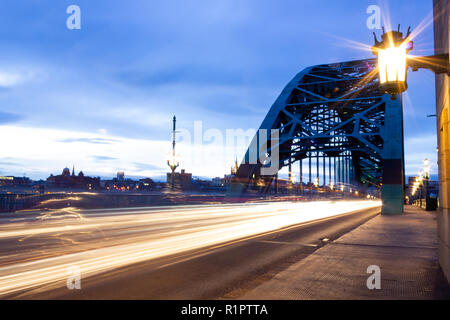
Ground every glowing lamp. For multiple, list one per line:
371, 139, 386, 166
291, 175, 296, 184
167, 152, 179, 170
313, 177, 319, 188
372, 27, 412, 96
423, 158, 430, 177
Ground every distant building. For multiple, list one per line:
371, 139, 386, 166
138, 178, 156, 191
167, 169, 192, 189
46, 167, 100, 190
117, 171, 125, 181
192, 178, 213, 190
0, 176, 31, 187
104, 175, 156, 192
231, 158, 239, 175
211, 177, 223, 187
219, 158, 240, 187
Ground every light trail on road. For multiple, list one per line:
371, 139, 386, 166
0, 200, 380, 297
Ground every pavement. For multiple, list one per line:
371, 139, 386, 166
242, 205, 450, 299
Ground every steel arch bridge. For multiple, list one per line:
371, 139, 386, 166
229, 58, 402, 196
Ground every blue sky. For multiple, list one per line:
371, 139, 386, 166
0, 0, 439, 180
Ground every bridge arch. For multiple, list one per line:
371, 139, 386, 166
229, 58, 403, 200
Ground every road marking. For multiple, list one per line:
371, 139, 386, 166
257, 240, 318, 247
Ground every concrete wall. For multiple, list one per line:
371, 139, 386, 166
433, 0, 450, 282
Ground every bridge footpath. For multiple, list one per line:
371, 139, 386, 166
242, 206, 450, 299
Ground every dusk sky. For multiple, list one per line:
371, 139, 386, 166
0, 0, 439, 180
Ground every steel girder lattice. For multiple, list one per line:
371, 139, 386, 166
230, 58, 392, 195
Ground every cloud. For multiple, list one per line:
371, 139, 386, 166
0, 111, 24, 124
0, 125, 244, 180
57, 137, 120, 145
0, 72, 22, 87
0, 159, 22, 167
92, 155, 118, 161
404, 134, 438, 176
133, 162, 163, 171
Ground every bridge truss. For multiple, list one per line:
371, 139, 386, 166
230, 58, 400, 195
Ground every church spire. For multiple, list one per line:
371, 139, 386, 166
231, 157, 239, 175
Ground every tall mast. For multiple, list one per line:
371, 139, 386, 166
172, 115, 176, 158
167, 115, 179, 190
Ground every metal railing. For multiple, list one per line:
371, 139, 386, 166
0, 193, 63, 213
412, 198, 438, 211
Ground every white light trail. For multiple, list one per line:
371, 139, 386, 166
0, 200, 380, 297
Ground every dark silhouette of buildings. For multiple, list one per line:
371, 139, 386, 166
46, 167, 100, 190
102, 172, 156, 191
167, 169, 192, 190
0, 176, 31, 187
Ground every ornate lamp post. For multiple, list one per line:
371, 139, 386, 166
423, 158, 430, 179
423, 158, 430, 208
372, 26, 449, 97
291, 174, 297, 195
167, 115, 179, 190
371, 25, 449, 215
167, 154, 179, 190
372, 26, 412, 98
411, 173, 424, 207
418, 173, 424, 207
313, 177, 319, 197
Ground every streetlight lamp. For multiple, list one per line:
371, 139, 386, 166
423, 158, 430, 179
313, 177, 319, 188
291, 175, 297, 195
423, 158, 430, 209
372, 26, 412, 98
312, 177, 319, 198
418, 172, 424, 207
411, 174, 425, 207
167, 153, 179, 190
373, 26, 449, 98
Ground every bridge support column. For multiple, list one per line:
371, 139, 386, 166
381, 95, 404, 215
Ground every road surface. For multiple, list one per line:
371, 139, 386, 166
0, 200, 381, 299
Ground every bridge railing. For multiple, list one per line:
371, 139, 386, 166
0, 193, 63, 213
412, 198, 438, 211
